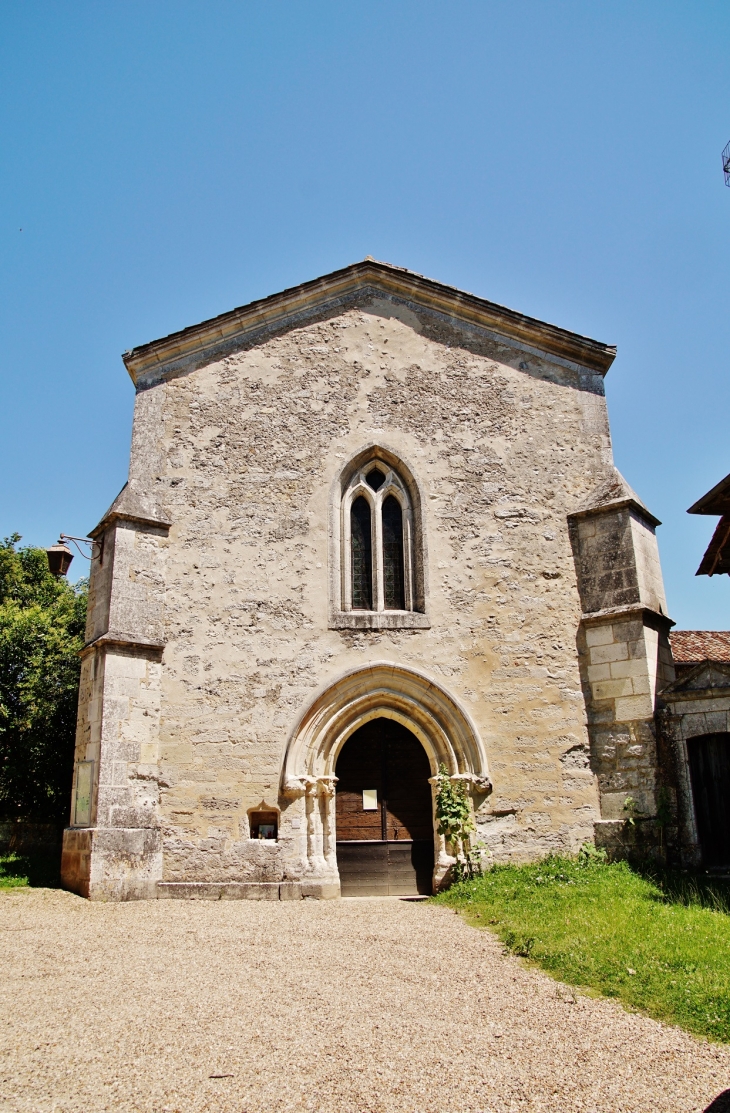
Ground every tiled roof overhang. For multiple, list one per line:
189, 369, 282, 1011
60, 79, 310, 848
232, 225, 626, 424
695, 515, 730, 576
669, 629, 730, 664
687, 472, 730, 516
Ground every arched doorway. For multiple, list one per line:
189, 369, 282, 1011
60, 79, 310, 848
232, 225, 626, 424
687, 732, 730, 867
335, 718, 434, 896
280, 662, 491, 895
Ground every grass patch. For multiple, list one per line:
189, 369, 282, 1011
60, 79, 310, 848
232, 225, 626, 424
434, 854, 730, 1043
0, 849, 62, 889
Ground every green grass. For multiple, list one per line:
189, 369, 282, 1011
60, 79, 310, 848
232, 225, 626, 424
434, 854, 730, 1043
0, 849, 62, 889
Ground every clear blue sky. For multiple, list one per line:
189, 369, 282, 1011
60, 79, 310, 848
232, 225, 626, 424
1, 1, 728, 628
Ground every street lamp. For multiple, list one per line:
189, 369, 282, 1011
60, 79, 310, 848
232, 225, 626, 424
45, 534, 99, 577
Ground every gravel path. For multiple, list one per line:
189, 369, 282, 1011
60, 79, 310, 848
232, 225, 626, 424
1, 889, 729, 1113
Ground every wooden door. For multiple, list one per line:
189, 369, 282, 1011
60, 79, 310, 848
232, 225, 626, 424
688, 732, 730, 867
335, 718, 434, 896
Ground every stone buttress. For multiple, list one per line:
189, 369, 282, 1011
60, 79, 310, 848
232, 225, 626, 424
568, 470, 675, 858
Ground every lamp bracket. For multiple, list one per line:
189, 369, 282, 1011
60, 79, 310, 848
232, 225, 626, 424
59, 534, 101, 561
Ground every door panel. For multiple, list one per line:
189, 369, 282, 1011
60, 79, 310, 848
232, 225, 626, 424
688, 732, 730, 867
337, 842, 390, 896
386, 732, 434, 841
335, 718, 434, 895
337, 840, 434, 897
335, 724, 384, 841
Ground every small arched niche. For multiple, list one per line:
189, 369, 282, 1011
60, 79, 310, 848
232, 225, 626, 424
248, 802, 280, 841
329, 444, 429, 630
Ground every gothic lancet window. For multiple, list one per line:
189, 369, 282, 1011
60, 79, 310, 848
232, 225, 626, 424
382, 495, 405, 610
342, 459, 415, 613
351, 496, 373, 610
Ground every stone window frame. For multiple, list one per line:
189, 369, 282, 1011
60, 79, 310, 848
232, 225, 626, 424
329, 444, 430, 630
344, 466, 413, 612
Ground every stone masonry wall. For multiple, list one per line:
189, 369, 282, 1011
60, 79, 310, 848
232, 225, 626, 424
127, 292, 615, 880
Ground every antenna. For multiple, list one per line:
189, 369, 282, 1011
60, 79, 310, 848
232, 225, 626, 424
723, 140, 730, 186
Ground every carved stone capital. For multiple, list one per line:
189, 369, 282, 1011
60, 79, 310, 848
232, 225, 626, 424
453, 772, 493, 794
282, 774, 339, 799
429, 772, 492, 794
281, 776, 316, 799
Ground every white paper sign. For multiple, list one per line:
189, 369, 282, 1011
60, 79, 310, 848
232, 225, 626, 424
362, 788, 378, 811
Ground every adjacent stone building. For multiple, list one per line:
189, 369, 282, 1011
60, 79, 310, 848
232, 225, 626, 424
659, 631, 730, 870
61, 260, 676, 900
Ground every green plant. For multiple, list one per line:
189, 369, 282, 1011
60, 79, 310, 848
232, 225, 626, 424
623, 795, 638, 827
577, 841, 607, 864
434, 764, 486, 881
0, 535, 87, 824
504, 930, 535, 957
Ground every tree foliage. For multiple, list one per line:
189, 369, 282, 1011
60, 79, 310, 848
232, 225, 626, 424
0, 535, 87, 823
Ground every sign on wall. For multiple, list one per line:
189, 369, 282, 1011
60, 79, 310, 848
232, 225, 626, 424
74, 761, 94, 827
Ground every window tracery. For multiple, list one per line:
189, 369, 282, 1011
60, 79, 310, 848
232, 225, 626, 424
342, 462, 414, 613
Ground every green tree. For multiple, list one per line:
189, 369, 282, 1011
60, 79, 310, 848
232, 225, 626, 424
0, 535, 87, 824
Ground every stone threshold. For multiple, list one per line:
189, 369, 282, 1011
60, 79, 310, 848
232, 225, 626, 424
156, 880, 339, 901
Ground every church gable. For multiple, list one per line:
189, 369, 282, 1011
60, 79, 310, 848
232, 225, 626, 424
122, 259, 616, 390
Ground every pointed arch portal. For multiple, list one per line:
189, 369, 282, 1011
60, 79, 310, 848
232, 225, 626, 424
281, 663, 491, 893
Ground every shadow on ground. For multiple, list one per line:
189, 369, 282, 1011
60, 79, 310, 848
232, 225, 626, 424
635, 865, 730, 914
0, 849, 62, 888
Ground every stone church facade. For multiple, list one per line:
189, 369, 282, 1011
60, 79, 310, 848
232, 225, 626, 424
61, 260, 675, 900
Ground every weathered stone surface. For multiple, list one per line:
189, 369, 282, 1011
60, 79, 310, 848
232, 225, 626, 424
62, 263, 675, 897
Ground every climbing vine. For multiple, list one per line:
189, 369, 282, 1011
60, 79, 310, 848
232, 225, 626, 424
434, 763, 486, 881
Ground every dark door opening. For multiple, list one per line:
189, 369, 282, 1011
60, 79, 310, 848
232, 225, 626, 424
335, 718, 434, 896
687, 732, 730, 868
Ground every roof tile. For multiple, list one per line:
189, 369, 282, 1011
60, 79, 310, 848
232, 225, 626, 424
669, 630, 730, 664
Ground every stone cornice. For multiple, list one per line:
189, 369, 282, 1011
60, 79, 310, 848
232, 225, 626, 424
661, 685, 730, 705
567, 468, 660, 529
580, 603, 675, 630
88, 510, 171, 540
80, 630, 166, 659
568, 496, 661, 529
122, 259, 617, 385
88, 483, 172, 539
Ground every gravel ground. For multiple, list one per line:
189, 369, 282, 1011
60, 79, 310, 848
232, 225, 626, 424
1, 889, 729, 1113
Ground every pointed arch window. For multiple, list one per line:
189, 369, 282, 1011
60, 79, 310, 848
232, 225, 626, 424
350, 496, 373, 610
382, 496, 405, 610
342, 463, 415, 613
